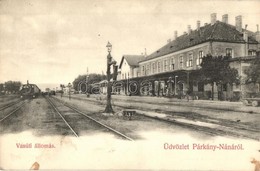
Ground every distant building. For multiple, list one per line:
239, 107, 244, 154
113, 55, 144, 95
117, 55, 145, 80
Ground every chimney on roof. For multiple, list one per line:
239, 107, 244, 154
183, 31, 187, 35
222, 14, 228, 24
243, 24, 249, 56
174, 31, 178, 40
167, 39, 171, 43
256, 24, 260, 42
197, 20, 200, 30
144, 48, 147, 57
187, 25, 191, 34
211, 13, 217, 25
243, 25, 248, 42
235, 15, 242, 32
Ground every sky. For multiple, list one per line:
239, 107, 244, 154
0, 0, 260, 88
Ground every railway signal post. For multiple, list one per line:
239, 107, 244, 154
68, 83, 72, 100
104, 41, 116, 113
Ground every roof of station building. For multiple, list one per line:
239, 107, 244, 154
119, 55, 145, 68
140, 21, 258, 62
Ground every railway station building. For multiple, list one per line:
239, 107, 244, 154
115, 55, 145, 94
114, 13, 260, 100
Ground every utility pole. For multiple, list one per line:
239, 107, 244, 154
68, 83, 72, 100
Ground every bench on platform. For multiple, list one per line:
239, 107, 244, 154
123, 110, 136, 120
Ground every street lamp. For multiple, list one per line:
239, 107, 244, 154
68, 82, 72, 100
174, 75, 178, 95
104, 41, 116, 113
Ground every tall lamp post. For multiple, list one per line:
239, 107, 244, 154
104, 41, 116, 113
68, 82, 72, 100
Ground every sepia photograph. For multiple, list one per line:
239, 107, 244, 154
0, 0, 260, 170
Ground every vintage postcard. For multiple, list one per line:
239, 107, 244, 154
0, 0, 260, 170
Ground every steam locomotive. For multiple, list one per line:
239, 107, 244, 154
20, 81, 41, 99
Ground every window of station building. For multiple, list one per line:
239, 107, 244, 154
152, 62, 156, 73
142, 66, 145, 75
164, 60, 167, 71
248, 50, 256, 56
172, 63, 175, 70
147, 64, 150, 75
158, 61, 161, 72
226, 48, 233, 57
179, 56, 183, 68
187, 54, 193, 67
171, 58, 175, 70
197, 51, 204, 65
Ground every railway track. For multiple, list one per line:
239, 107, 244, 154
134, 112, 259, 141
0, 99, 23, 111
114, 104, 260, 140
59, 95, 259, 140
45, 96, 134, 141
62, 94, 259, 114
0, 100, 26, 122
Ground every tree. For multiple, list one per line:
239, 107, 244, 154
4, 81, 22, 93
199, 55, 240, 100
244, 57, 260, 84
72, 73, 106, 92
0, 83, 4, 94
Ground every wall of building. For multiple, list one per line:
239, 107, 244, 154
212, 42, 245, 57
248, 44, 259, 54
139, 42, 210, 76
117, 71, 122, 80
229, 59, 259, 98
229, 60, 251, 77
211, 42, 259, 57
133, 67, 139, 78
120, 58, 131, 80
138, 41, 259, 78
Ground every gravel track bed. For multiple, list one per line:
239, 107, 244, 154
59, 95, 260, 140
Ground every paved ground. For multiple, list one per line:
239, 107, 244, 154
52, 95, 212, 140
103, 94, 260, 114
1, 94, 259, 140
62, 93, 260, 140
0, 95, 211, 140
